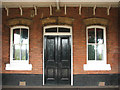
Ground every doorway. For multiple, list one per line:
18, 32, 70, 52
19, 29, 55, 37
43, 26, 73, 85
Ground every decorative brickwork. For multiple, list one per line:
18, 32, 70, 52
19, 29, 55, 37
83, 18, 108, 26
7, 18, 32, 27
42, 17, 57, 25
41, 17, 74, 26
58, 17, 74, 25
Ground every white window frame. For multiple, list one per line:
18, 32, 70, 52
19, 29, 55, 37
44, 25, 72, 35
6, 26, 32, 70
84, 25, 111, 70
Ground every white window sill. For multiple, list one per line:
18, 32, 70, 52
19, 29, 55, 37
5, 63, 32, 70
83, 63, 111, 71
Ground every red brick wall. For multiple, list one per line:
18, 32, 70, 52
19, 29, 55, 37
2, 7, 119, 74
118, 3, 120, 74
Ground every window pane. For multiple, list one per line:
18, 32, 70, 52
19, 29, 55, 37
21, 45, 28, 60
88, 45, 95, 60
13, 29, 20, 44
88, 28, 95, 43
13, 45, 20, 60
96, 28, 104, 44
21, 29, 28, 44
58, 28, 70, 32
45, 28, 57, 32
96, 45, 104, 60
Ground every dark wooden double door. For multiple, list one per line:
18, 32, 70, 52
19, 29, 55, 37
44, 36, 71, 85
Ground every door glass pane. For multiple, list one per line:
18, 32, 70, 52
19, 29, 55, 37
21, 45, 28, 60
13, 45, 20, 60
96, 28, 104, 44
21, 29, 28, 44
88, 45, 95, 60
13, 29, 20, 44
96, 45, 104, 60
88, 28, 95, 43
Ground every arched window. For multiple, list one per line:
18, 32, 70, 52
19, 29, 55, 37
6, 26, 32, 70
84, 26, 111, 70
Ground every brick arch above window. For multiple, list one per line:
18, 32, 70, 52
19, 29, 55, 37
7, 18, 33, 27
83, 18, 108, 26
41, 17, 74, 26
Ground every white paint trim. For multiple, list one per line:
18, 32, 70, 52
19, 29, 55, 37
43, 31, 45, 85
70, 27, 73, 86
6, 63, 32, 70
56, 0, 60, 10
5, 26, 32, 70
5, 6, 9, 16
84, 25, 111, 71
34, 6, 37, 15
44, 33, 72, 36
93, 5, 96, 15
2, 2, 119, 8
64, 5, 67, 15
107, 6, 111, 15
2, 0, 120, 2
84, 63, 111, 70
44, 25, 72, 35
19, 6, 23, 16
50, 5, 52, 15
79, 4, 82, 15
43, 25, 73, 85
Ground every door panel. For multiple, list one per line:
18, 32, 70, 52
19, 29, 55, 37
58, 36, 71, 85
44, 36, 57, 84
47, 37, 55, 61
44, 36, 71, 85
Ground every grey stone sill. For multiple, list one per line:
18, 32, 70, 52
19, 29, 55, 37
2, 85, 119, 88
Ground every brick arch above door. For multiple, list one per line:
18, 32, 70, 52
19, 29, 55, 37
7, 18, 33, 27
41, 17, 74, 26
83, 18, 108, 26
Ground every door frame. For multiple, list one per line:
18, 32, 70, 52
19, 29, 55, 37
43, 25, 73, 86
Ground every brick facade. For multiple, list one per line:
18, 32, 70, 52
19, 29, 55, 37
2, 7, 119, 75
